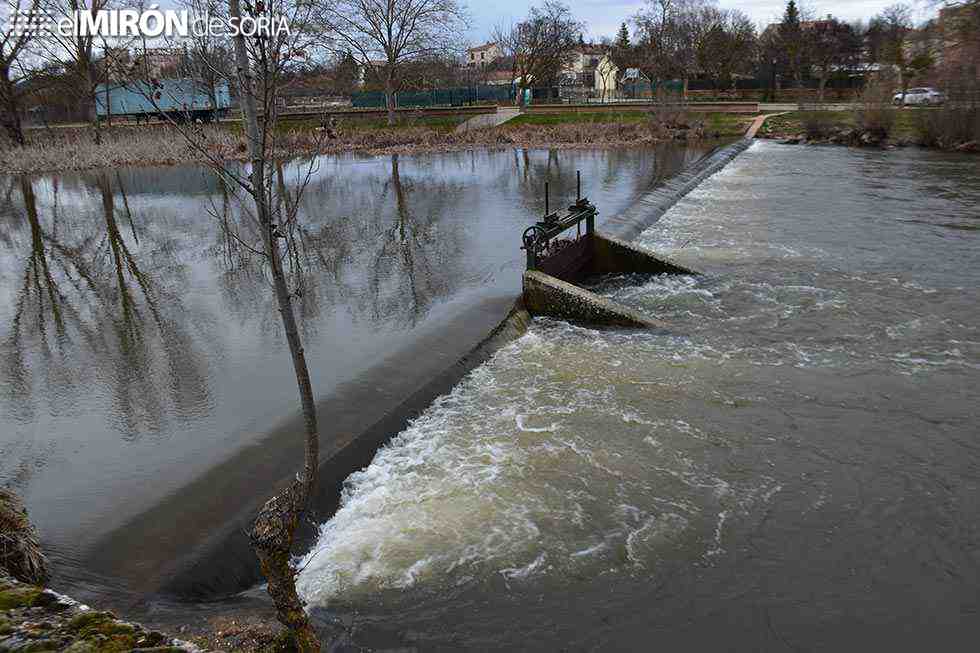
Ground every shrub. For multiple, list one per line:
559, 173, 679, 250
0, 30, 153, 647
855, 73, 897, 141
648, 87, 690, 134
801, 112, 834, 139
916, 73, 980, 149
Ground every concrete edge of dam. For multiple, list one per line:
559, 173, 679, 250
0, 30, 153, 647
149, 297, 533, 599
522, 232, 698, 329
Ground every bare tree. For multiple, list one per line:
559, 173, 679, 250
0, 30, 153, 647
809, 16, 861, 102
178, 0, 234, 111
313, 0, 467, 125
493, 1, 581, 107
0, 0, 42, 145
117, 0, 325, 648
37, 0, 117, 143
633, 0, 711, 96
874, 3, 914, 100
692, 6, 756, 92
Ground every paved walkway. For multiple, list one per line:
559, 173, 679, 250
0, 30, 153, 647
745, 112, 790, 138
454, 107, 521, 133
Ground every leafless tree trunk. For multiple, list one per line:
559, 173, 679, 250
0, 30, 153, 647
384, 72, 396, 125
227, 0, 320, 649
1, 0, 43, 146
37, 0, 117, 144
0, 64, 25, 145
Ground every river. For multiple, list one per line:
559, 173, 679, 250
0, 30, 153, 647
0, 144, 710, 599
2, 140, 978, 650
294, 141, 980, 650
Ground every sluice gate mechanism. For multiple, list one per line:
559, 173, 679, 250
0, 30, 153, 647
520, 172, 699, 329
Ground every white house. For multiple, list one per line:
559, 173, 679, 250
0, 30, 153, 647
466, 42, 501, 69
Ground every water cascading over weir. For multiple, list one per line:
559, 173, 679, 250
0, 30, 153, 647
152, 137, 753, 602
519, 173, 698, 329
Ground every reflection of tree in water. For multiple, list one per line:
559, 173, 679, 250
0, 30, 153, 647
204, 166, 359, 341
0, 172, 212, 443
366, 155, 466, 327
209, 155, 468, 333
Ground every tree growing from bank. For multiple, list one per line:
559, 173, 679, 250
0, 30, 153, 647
633, 0, 714, 97
178, 0, 234, 112
778, 0, 808, 85
493, 1, 581, 107
312, 0, 467, 125
121, 0, 326, 648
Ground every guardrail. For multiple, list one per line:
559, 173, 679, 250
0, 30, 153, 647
276, 104, 498, 121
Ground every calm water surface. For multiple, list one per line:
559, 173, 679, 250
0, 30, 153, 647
295, 142, 980, 650
0, 144, 709, 594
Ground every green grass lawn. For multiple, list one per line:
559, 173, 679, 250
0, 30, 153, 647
337, 114, 468, 132
762, 108, 927, 140
508, 111, 650, 126
226, 113, 468, 137
507, 111, 754, 137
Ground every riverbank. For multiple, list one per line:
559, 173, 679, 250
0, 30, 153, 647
4, 111, 753, 174
756, 109, 979, 151
1, 138, 737, 651
0, 573, 205, 652
1, 488, 205, 652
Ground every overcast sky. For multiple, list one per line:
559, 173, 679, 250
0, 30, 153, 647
467, 0, 937, 44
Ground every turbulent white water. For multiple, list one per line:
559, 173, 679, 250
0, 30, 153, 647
297, 142, 980, 650
296, 319, 781, 604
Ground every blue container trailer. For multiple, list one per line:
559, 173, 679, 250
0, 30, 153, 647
95, 79, 232, 123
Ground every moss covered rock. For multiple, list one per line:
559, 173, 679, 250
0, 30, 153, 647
0, 575, 201, 652
0, 583, 42, 610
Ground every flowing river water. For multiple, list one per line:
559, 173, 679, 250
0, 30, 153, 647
2, 140, 979, 650
293, 142, 980, 650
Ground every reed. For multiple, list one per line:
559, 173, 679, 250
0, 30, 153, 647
0, 487, 47, 585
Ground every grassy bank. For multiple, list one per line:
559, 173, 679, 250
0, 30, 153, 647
508, 110, 754, 137
5, 110, 754, 174
756, 107, 979, 152
759, 109, 921, 142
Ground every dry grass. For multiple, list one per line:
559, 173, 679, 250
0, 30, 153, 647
0, 487, 48, 585
5, 119, 722, 174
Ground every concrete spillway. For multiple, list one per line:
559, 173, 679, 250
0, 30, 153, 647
522, 232, 698, 329
153, 138, 750, 601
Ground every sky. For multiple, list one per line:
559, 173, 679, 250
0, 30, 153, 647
466, 0, 937, 44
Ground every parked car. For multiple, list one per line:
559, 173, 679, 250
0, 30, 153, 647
892, 87, 945, 106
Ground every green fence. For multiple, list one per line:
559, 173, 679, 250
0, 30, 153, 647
617, 79, 684, 99
352, 85, 515, 108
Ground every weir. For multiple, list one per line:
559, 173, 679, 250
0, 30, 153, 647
520, 174, 698, 328
113, 138, 750, 604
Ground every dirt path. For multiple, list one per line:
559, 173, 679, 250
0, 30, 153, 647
454, 107, 521, 133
